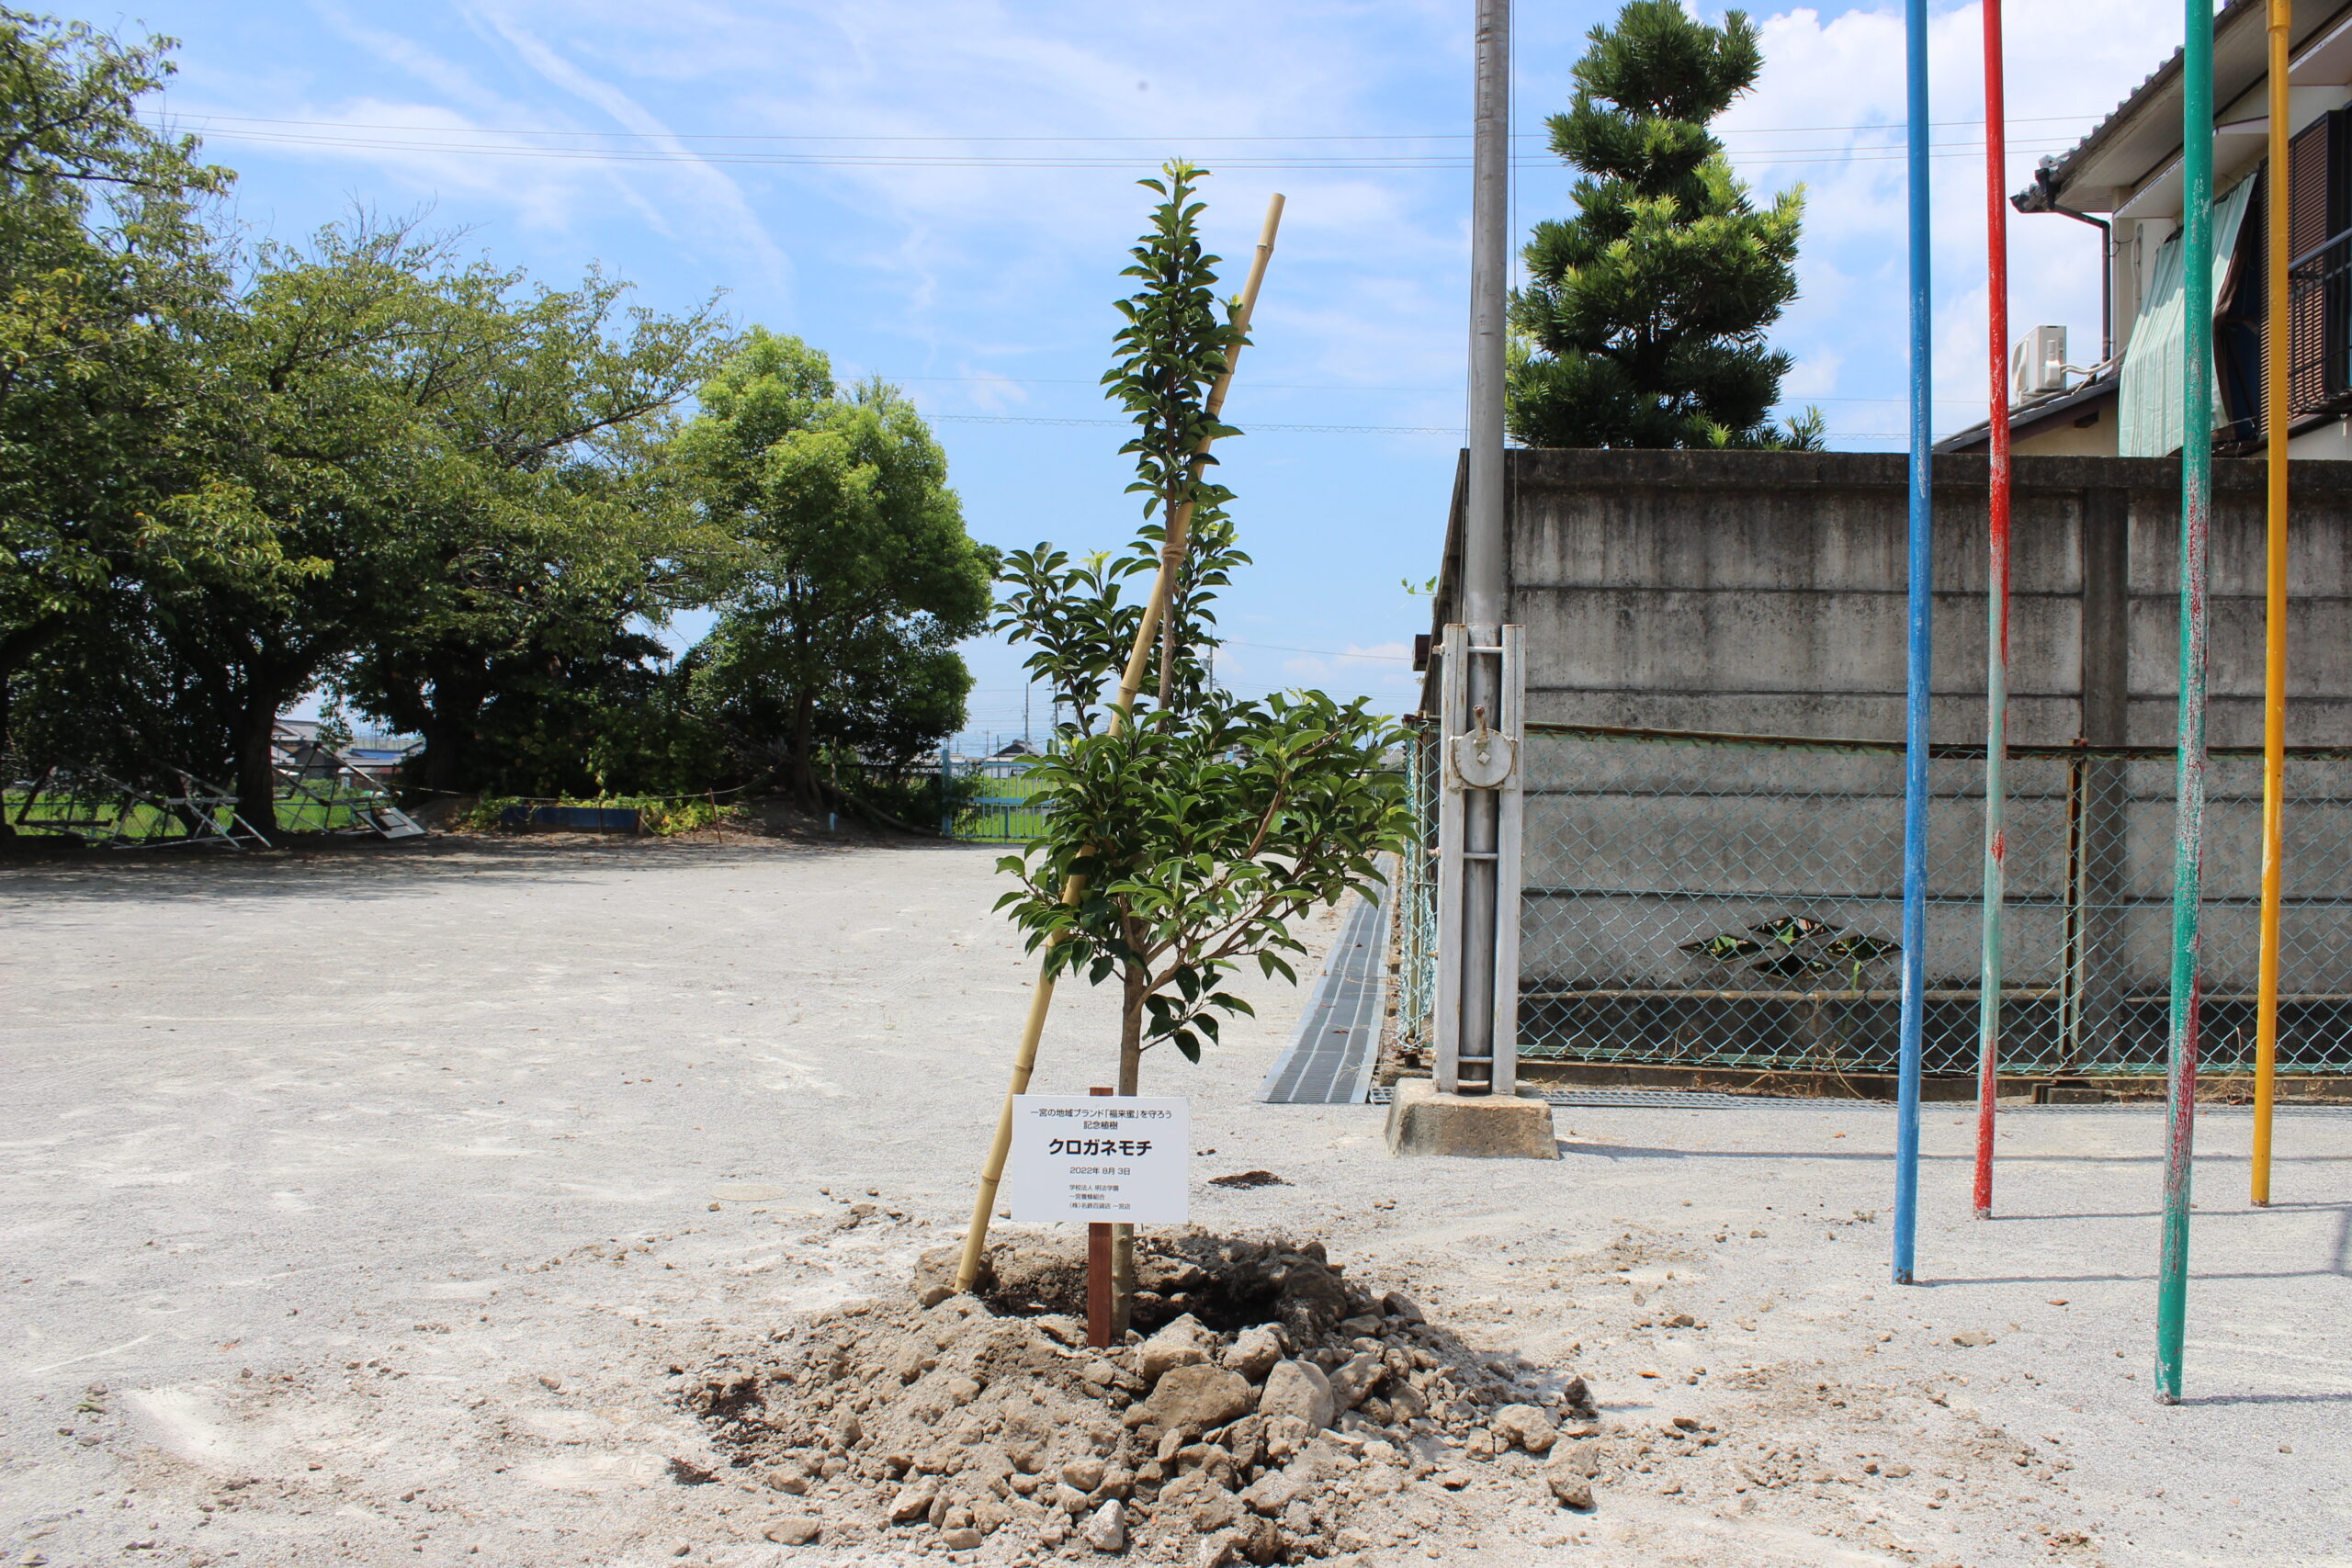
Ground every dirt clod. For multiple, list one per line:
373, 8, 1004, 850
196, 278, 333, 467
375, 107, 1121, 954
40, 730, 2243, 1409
681, 1230, 1600, 1562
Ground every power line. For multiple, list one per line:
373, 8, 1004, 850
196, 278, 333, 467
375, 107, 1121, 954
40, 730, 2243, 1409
877, 374, 2003, 406
1220, 637, 1412, 661
154, 109, 2111, 141
158, 119, 2082, 171
932, 412, 1464, 435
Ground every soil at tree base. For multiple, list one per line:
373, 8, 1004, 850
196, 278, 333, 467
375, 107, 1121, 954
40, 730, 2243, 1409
676, 1230, 1644, 1564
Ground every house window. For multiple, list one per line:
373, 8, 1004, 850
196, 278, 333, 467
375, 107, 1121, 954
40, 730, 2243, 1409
2282, 107, 2352, 422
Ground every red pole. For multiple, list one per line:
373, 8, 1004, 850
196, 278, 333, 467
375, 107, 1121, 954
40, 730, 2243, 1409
1973, 0, 2012, 1220
1087, 1086, 1114, 1348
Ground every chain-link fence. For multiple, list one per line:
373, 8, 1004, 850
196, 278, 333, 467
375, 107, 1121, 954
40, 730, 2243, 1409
943, 754, 1049, 842
1396, 722, 2352, 1078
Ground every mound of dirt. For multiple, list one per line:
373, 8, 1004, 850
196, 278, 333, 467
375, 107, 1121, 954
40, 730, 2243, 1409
681, 1231, 1607, 1564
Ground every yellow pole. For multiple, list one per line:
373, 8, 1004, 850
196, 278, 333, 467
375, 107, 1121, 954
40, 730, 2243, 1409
954, 193, 1285, 1291
2255, 0, 2290, 1205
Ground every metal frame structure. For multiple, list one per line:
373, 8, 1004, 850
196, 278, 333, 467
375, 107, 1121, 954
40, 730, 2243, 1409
6, 766, 271, 850
1428, 0, 1527, 1103
271, 736, 423, 840
1433, 622, 1525, 1095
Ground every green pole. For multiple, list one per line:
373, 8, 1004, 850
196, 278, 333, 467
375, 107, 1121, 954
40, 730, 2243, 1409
2157, 0, 2215, 1406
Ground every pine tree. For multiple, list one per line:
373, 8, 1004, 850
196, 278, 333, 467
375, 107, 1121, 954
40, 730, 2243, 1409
1509, 0, 1820, 450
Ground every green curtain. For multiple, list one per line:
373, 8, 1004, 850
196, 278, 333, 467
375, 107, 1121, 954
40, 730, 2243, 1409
2118, 172, 2256, 457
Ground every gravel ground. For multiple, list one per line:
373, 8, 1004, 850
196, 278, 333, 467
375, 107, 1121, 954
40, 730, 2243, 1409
2, 834, 2346, 1568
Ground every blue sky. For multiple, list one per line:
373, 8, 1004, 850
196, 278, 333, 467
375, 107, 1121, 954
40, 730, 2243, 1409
117, 0, 2171, 746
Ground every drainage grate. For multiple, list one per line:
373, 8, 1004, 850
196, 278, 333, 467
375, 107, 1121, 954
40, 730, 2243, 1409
1261, 897, 1388, 1105
1364, 1084, 1826, 1109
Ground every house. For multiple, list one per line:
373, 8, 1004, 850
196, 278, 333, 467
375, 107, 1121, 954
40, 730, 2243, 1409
1942, 0, 2352, 459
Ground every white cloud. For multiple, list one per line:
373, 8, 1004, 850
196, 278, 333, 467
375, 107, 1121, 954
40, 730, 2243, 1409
467, 4, 792, 291
1727, 0, 2172, 437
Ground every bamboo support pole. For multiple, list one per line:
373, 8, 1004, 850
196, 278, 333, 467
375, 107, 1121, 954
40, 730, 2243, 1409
1973, 0, 2011, 1223
953, 192, 1286, 1295
2254, 0, 2291, 1207
2157, 0, 2216, 1406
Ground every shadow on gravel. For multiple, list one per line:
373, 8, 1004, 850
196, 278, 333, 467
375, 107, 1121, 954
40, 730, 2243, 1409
0, 828, 993, 905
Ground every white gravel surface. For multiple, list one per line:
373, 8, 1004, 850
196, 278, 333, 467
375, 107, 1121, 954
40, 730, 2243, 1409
3, 835, 2346, 1568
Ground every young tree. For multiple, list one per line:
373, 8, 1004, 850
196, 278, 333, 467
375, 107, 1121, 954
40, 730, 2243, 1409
1508, 0, 1821, 450
678, 329, 992, 807
991, 164, 1410, 1325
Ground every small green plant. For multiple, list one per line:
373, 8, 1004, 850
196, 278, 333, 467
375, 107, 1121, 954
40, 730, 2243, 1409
1679, 915, 1899, 1074
1679, 915, 1898, 990
456, 794, 741, 837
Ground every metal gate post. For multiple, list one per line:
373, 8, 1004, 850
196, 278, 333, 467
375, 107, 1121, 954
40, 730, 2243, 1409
1434, 623, 1525, 1095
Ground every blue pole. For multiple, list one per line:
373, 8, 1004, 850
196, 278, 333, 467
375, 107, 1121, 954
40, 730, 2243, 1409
1894, 0, 1932, 1287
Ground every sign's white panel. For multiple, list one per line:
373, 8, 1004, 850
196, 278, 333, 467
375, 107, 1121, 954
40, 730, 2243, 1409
1007, 1095, 1190, 1224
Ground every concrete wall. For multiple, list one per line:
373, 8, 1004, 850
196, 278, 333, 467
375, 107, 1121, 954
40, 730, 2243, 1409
1423, 449, 2352, 748
1418, 451, 2352, 1066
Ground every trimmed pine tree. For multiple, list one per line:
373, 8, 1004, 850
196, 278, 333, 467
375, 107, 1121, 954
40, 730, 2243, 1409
1509, 0, 1821, 450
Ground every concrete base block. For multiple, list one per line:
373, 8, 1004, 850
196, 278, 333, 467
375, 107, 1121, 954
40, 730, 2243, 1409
1384, 1079, 1559, 1159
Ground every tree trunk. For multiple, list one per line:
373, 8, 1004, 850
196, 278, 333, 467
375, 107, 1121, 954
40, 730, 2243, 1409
233, 685, 288, 839
419, 671, 492, 796
0, 672, 14, 842
1112, 958, 1147, 1337
788, 685, 820, 810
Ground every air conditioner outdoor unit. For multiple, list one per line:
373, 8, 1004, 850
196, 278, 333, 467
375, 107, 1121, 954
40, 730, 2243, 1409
2011, 324, 2069, 401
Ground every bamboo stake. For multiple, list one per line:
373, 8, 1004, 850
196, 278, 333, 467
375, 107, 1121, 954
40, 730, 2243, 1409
954, 192, 1286, 1294
2253, 0, 2291, 1207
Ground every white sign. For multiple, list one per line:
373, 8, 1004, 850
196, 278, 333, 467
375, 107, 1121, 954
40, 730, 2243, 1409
1007, 1095, 1190, 1224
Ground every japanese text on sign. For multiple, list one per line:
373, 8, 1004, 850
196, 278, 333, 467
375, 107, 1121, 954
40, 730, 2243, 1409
1007, 1095, 1190, 1224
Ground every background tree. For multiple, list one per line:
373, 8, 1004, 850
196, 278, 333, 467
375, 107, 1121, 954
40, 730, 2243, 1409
0, 17, 985, 835
335, 266, 730, 796
0, 10, 240, 818
1508, 0, 1821, 450
679, 329, 991, 807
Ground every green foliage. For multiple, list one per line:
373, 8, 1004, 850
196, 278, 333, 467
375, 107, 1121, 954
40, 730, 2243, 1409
995, 694, 1407, 1063
991, 546, 1143, 735
331, 257, 732, 796
1508, 0, 1821, 450
994, 166, 1251, 734
1103, 161, 1238, 530
0, 17, 980, 828
679, 329, 993, 803
456, 793, 741, 837
1679, 914, 1900, 988
0, 10, 240, 803
1098, 160, 1248, 711
991, 164, 1412, 1076
132, 220, 729, 818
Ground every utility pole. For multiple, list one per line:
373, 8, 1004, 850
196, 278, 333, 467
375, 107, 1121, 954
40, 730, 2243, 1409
1390, 0, 1552, 1159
